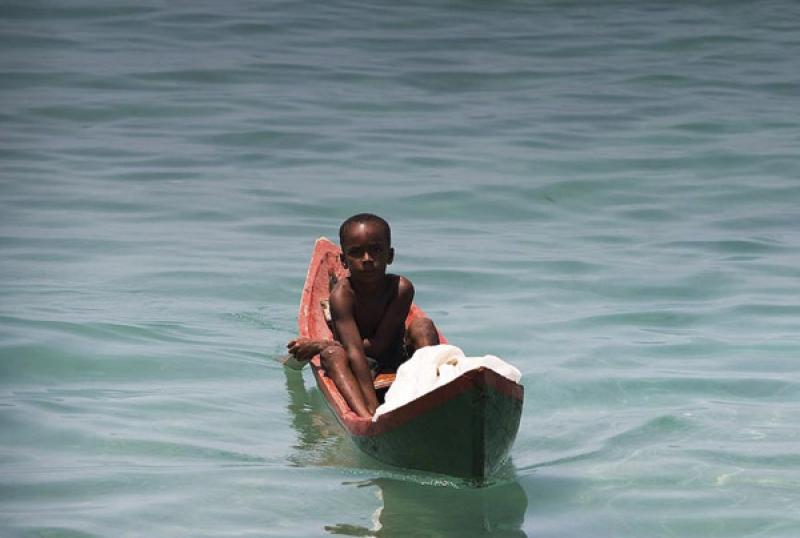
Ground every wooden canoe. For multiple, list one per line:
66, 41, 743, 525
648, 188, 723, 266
297, 237, 524, 482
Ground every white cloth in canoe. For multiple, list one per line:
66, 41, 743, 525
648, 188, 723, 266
372, 344, 521, 421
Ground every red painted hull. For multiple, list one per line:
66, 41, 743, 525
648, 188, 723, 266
298, 237, 523, 482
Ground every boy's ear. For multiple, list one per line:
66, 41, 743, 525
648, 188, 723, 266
387, 247, 395, 265
339, 252, 348, 268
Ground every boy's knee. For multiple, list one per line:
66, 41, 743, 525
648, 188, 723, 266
407, 317, 439, 347
320, 344, 347, 369
408, 316, 434, 332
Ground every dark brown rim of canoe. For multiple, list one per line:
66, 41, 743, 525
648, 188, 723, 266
299, 237, 523, 438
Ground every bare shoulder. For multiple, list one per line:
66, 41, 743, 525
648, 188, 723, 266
392, 274, 415, 301
330, 278, 355, 309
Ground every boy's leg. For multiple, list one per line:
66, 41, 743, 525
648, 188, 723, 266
349, 354, 379, 416
405, 317, 440, 354
319, 345, 373, 418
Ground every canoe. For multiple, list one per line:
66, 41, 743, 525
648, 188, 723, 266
297, 237, 524, 483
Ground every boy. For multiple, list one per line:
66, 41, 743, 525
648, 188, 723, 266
287, 214, 439, 418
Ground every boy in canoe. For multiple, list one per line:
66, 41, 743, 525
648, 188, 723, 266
287, 213, 440, 418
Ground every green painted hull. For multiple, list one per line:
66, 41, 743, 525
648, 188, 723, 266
353, 369, 523, 481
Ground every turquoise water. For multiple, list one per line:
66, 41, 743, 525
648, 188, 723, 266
2, 1, 800, 536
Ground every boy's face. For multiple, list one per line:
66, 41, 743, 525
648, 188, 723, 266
340, 221, 394, 283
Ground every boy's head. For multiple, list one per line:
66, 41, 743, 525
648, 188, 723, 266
339, 213, 391, 247
338, 214, 394, 278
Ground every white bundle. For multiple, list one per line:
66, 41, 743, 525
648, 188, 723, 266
372, 344, 521, 421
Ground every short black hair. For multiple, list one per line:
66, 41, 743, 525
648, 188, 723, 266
339, 213, 391, 246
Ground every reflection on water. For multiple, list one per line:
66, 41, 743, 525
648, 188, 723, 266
326, 478, 528, 537
282, 364, 528, 537
283, 363, 351, 466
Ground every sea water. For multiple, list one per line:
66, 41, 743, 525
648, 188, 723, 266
1, 1, 799, 536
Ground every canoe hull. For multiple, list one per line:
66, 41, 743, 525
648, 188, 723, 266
299, 237, 524, 482
353, 368, 523, 480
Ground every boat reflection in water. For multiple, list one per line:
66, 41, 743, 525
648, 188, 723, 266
283, 361, 353, 466
283, 364, 528, 537
326, 477, 528, 537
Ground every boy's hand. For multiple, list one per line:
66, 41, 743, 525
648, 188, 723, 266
286, 337, 334, 362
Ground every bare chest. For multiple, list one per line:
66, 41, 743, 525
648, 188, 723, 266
351, 279, 397, 337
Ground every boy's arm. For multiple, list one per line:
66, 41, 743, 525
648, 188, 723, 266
329, 285, 377, 403
362, 276, 414, 358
